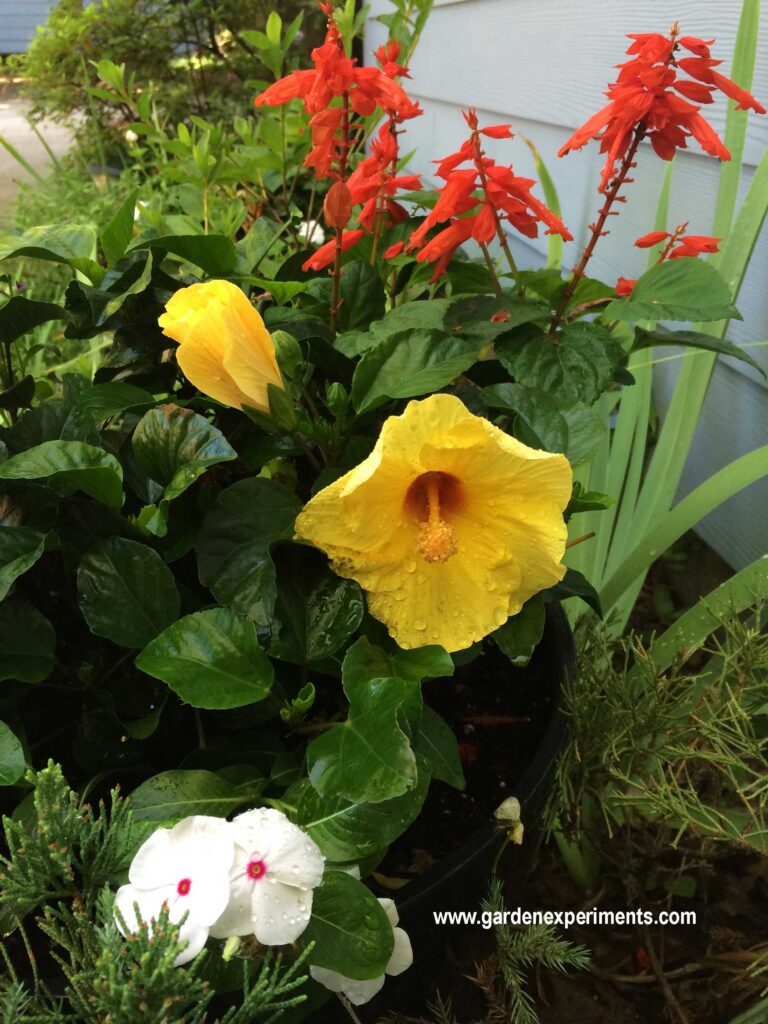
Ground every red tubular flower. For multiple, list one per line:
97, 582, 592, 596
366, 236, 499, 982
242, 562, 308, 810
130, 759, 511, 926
254, 2, 417, 182
634, 230, 670, 248
668, 234, 720, 258
615, 277, 636, 296
302, 229, 366, 272
559, 28, 766, 192
406, 110, 572, 278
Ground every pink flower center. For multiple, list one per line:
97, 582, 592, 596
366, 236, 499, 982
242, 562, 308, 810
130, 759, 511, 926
246, 858, 268, 881
176, 877, 192, 896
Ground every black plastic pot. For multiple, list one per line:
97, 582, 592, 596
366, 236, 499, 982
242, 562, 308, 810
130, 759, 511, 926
353, 602, 576, 1020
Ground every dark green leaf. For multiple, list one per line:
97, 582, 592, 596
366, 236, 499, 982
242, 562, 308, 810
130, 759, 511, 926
0, 600, 55, 682
605, 259, 742, 323
443, 294, 549, 344
302, 870, 394, 980
270, 546, 364, 666
0, 376, 36, 411
0, 440, 123, 507
132, 405, 237, 534
130, 769, 250, 822
295, 767, 430, 861
342, 636, 453, 685
197, 477, 301, 627
336, 261, 386, 332
0, 296, 67, 345
80, 382, 156, 420
499, 322, 625, 405
0, 224, 102, 283
565, 484, 615, 519
351, 328, 480, 414
77, 537, 180, 648
632, 325, 765, 377
0, 526, 48, 601
0, 721, 25, 786
307, 675, 422, 803
100, 189, 139, 267
492, 594, 546, 666
414, 706, 464, 789
136, 607, 275, 709
133, 234, 237, 276
335, 299, 450, 357
545, 567, 602, 617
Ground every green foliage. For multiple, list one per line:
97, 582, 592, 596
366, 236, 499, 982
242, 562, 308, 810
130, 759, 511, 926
18, 0, 326, 165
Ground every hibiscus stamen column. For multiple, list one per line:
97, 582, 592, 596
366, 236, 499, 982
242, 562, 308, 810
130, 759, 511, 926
414, 473, 458, 564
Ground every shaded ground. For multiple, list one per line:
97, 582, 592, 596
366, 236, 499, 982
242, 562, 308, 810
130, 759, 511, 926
0, 81, 71, 226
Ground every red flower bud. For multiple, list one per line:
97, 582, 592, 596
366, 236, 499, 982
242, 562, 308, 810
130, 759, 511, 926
323, 181, 353, 230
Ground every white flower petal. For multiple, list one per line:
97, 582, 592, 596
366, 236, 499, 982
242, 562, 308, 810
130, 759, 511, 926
128, 828, 175, 889
208, 863, 255, 939
232, 808, 324, 890
113, 883, 209, 967
251, 878, 314, 945
310, 965, 386, 1006
378, 898, 399, 929
386, 927, 413, 976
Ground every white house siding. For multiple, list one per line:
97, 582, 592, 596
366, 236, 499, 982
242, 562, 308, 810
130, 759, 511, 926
1, 0, 54, 53
365, 0, 768, 569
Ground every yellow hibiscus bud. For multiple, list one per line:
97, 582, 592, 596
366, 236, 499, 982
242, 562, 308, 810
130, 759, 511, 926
294, 393, 572, 653
158, 280, 283, 413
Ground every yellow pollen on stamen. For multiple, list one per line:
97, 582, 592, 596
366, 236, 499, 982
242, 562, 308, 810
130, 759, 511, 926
415, 475, 458, 564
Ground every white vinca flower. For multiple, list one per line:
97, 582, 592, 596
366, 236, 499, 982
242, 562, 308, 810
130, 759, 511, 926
310, 898, 413, 1005
209, 807, 324, 945
114, 815, 235, 966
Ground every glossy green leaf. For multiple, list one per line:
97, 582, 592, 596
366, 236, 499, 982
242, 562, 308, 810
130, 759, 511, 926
0, 527, 47, 601
270, 546, 364, 665
335, 299, 449, 357
0, 601, 55, 683
302, 870, 394, 980
414, 705, 464, 790
80, 382, 156, 420
0, 720, 25, 786
132, 405, 237, 534
136, 607, 275, 709
605, 259, 741, 323
77, 537, 180, 648
500, 322, 625, 405
632, 326, 765, 377
336, 260, 386, 332
130, 769, 251, 822
100, 188, 139, 267
342, 636, 453, 686
351, 328, 480, 413
295, 767, 430, 861
484, 383, 604, 465
492, 595, 545, 667
547, 567, 602, 617
197, 477, 301, 627
0, 223, 102, 283
132, 234, 237, 276
0, 440, 123, 508
307, 675, 422, 803
0, 296, 67, 345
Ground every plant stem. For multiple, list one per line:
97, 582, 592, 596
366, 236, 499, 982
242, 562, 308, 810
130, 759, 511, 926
480, 243, 503, 299
329, 92, 352, 335
549, 127, 644, 336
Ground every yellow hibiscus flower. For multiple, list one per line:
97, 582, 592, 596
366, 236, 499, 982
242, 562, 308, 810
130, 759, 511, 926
158, 280, 283, 413
294, 393, 572, 653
